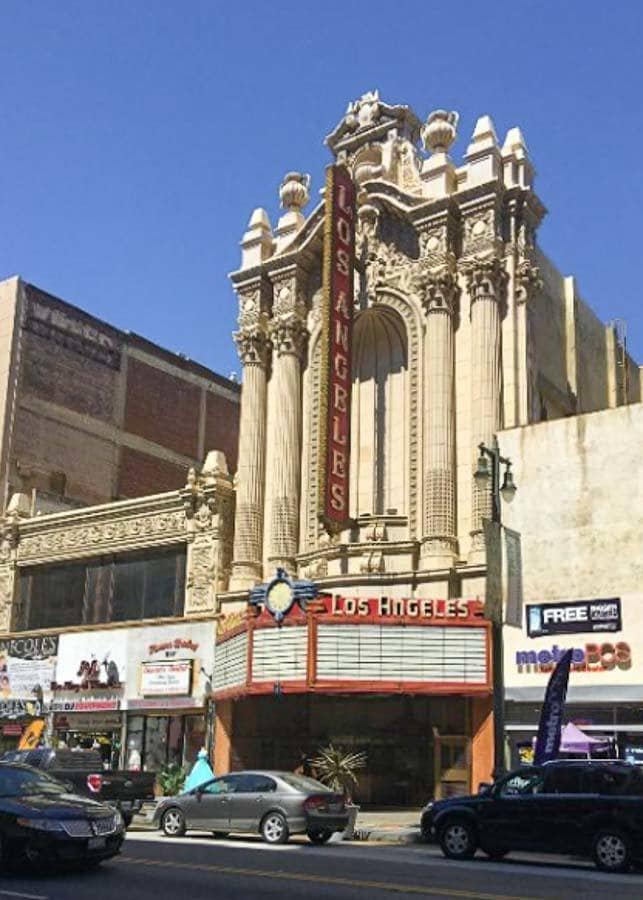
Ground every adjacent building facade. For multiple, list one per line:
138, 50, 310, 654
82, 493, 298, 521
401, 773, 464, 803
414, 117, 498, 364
0, 452, 233, 766
500, 402, 643, 766
0, 278, 240, 513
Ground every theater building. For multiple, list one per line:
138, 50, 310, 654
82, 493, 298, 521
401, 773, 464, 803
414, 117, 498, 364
212, 92, 640, 804
0, 93, 639, 804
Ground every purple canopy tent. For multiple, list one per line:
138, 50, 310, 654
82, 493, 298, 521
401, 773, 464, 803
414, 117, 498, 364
559, 722, 611, 756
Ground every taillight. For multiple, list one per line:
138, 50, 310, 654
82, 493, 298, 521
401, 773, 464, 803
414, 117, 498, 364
304, 794, 338, 811
87, 773, 103, 794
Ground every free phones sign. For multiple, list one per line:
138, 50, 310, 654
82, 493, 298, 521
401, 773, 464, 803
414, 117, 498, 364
527, 598, 621, 637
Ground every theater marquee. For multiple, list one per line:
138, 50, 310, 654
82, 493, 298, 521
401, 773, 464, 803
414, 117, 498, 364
318, 164, 356, 533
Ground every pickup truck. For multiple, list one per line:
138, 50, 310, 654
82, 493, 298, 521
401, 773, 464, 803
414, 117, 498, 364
2, 748, 156, 826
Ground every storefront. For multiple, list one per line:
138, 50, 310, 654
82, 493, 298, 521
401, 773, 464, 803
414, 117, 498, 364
504, 593, 643, 767
124, 621, 214, 772
0, 634, 57, 753
213, 579, 492, 805
50, 630, 127, 766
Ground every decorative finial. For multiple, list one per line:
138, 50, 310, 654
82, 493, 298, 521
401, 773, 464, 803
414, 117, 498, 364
279, 172, 311, 212
421, 110, 459, 155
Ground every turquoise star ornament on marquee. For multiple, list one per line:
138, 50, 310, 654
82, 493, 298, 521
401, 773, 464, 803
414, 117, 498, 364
249, 568, 318, 623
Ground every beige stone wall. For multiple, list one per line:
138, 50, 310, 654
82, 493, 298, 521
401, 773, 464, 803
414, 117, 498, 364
575, 294, 610, 413
499, 402, 643, 603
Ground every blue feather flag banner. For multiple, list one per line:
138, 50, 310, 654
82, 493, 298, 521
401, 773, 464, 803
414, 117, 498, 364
533, 648, 573, 765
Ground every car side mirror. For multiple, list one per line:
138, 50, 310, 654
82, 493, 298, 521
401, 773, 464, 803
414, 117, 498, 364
478, 782, 492, 796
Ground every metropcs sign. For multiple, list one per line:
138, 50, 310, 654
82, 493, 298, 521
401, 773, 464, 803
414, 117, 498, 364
515, 641, 632, 674
318, 164, 356, 533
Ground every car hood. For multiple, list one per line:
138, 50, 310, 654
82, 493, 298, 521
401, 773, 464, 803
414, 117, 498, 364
0, 793, 112, 819
424, 793, 479, 815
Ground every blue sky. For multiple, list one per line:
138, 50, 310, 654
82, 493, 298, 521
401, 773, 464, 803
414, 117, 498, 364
2, 1, 642, 376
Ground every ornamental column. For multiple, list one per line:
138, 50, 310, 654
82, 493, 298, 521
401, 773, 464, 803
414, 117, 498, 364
421, 270, 458, 568
515, 260, 542, 425
466, 258, 507, 560
230, 286, 271, 590
266, 272, 307, 574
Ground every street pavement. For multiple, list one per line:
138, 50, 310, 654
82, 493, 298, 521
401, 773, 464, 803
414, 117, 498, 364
1, 830, 642, 900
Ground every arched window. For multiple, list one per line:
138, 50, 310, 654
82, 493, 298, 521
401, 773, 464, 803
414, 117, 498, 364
351, 308, 408, 518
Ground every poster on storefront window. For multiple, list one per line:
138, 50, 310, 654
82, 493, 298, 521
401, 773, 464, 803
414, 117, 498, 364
0, 635, 58, 698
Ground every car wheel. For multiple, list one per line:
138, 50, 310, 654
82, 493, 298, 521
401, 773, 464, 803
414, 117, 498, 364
307, 829, 333, 844
161, 807, 186, 837
439, 819, 477, 860
212, 832, 229, 839
593, 829, 631, 873
261, 811, 289, 845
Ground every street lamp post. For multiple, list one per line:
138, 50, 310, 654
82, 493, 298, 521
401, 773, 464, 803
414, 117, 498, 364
474, 436, 517, 780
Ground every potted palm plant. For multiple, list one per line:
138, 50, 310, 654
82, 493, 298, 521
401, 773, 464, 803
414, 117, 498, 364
312, 744, 366, 839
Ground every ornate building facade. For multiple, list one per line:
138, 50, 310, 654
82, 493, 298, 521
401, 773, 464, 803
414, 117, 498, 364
213, 93, 640, 803
0, 93, 639, 803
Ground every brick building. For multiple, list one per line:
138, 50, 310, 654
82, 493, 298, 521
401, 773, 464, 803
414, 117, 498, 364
0, 277, 240, 512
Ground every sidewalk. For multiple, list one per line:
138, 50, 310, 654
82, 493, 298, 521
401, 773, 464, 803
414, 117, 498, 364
131, 804, 422, 844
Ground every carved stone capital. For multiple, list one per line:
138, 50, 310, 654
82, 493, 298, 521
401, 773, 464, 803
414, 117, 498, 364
233, 326, 271, 367
269, 315, 308, 359
235, 279, 271, 332
515, 260, 542, 305
421, 269, 459, 317
463, 257, 508, 306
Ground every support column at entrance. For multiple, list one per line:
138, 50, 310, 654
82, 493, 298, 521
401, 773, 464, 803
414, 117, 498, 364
213, 700, 233, 775
266, 272, 307, 575
421, 270, 458, 568
230, 325, 270, 590
466, 258, 506, 562
470, 696, 494, 792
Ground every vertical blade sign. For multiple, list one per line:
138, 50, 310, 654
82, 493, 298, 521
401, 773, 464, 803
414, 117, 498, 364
318, 165, 356, 534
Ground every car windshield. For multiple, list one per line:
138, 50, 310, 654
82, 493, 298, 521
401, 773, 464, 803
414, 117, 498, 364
0, 766, 68, 798
279, 773, 331, 793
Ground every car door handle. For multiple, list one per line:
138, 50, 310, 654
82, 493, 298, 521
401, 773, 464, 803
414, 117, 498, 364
255, 796, 264, 802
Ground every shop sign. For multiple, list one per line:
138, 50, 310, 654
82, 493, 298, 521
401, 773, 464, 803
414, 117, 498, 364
55, 632, 127, 690
0, 635, 58, 698
50, 698, 120, 712
53, 713, 122, 731
148, 638, 199, 657
3, 724, 23, 736
318, 163, 356, 533
0, 698, 42, 720
128, 696, 198, 710
527, 598, 622, 637
140, 661, 193, 697
515, 641, 631, 674
326, 595, 483, 621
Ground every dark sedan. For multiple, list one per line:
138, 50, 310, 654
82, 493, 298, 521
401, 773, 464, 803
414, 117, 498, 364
153, 770, 348, 844
0, 761, 125, 870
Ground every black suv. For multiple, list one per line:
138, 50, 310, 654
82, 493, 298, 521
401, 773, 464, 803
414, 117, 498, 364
421, 761, 643, 873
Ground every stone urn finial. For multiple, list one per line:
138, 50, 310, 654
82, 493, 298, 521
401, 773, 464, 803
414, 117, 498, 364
279, 172, 311, 212
421, 110, 459, 155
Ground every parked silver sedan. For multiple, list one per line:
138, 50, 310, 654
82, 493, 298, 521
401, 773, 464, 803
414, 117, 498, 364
153, 771, 348, 845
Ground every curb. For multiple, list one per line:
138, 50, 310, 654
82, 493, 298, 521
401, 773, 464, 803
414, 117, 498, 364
128, 821, 422, 844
